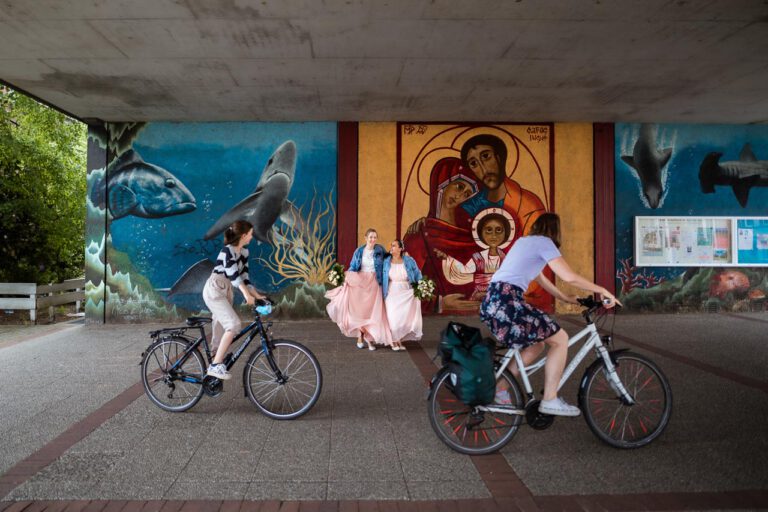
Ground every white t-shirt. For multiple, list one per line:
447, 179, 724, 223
361, 248, 376, 272
491, 236, 561, 290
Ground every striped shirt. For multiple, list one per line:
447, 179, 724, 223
213, 245, 251, 289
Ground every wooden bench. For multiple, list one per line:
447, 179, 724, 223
0, 283, 37, 322
0, 278, 85, 323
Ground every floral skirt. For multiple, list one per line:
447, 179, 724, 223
480, 281, 561, 349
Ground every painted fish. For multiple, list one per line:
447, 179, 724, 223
90, 150, 196, 220
621, 124, 672, 209
204, 140, 297, 243
166, 259, 215, 297
709, 270, 750, 299
699, 143, 768, 207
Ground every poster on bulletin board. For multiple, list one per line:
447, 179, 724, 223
737, 218, 768, 265
636, 216, 768, 267
635, 217, 733, 266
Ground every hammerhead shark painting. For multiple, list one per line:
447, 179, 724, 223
699, 143, 768, 207
621, 124, 673, 209
204, 140, 297, 243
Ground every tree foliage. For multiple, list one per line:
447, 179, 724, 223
0, 86, 87, 284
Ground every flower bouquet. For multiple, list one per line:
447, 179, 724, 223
413, 277, 436, 301
327, 262, 345, 287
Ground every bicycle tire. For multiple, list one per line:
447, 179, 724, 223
428, 368, 523, 455
579, 351, 672, 448
141, 336, 205, 412
243, 339, 322, 420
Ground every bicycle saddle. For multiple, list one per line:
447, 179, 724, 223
186, 316, 213, 327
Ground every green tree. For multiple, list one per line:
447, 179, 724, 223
0, 86, 87, 284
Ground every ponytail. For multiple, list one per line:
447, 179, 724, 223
224, 220, 254, 246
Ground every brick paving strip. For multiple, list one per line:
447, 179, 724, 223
0, 382, 145, 499
559, 316, 768, 395
2, 490, 768, 512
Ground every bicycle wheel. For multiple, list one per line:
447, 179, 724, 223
243, 339, 322, 420
579, 351, 672, 448
141, 336, 205, 412
428, 369, 523, 455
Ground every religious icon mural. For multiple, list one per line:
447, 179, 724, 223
398, 123, 554, 313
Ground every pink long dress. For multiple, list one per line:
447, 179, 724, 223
325, 270, 392, 346
385, 263, 423, 343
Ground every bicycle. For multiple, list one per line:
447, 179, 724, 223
140, 299, 323, 420
427, 296, 672, 454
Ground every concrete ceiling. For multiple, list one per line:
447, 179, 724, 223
1, 0, 768, 124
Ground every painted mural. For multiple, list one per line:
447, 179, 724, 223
615, 123, 768, 312
397, 123, 554, 314
85, 122, 337, 322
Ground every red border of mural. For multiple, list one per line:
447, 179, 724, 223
395, 122, 556, 238
593, 123, 616, 294
337, 122, 359, 266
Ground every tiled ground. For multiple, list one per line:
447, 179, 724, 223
1, 312, 767, 510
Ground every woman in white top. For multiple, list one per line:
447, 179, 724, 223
480, 213, 620, 416
325, 228, 392, 350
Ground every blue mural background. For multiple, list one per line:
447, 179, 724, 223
102, 122, 337, 319
615, 123, 768, 311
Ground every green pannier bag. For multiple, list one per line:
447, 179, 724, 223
437, 322, 496, 406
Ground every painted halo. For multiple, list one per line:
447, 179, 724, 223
471, 207, 515, 250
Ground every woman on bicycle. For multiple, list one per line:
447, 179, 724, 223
325, 228, 392, 350
480, 213, 620, 416
204, 220, 266, 380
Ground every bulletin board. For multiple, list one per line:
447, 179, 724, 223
635, 216, 768, 267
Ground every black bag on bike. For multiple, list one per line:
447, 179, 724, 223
437, 322, 495, 406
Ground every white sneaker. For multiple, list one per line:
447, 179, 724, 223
494, 390, 512, 405
538, 397, 580, 417
207, 363, 231, 381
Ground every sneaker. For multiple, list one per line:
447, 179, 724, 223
538, 397, 580, 417
494, 389, 512, 405
207, 363, 231, 381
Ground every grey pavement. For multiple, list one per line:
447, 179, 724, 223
0, 312, 767, 502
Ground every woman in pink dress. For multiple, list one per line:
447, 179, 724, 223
382, 239, 423, 351
325, 228, 392, 350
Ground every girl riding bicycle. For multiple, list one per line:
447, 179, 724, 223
204, 220, 266, 380
480, 213, 620, 416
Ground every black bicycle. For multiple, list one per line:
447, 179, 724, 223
140, 299, 322, 419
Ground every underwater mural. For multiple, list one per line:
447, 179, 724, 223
397, 123, 554, 314
85, 122, 337, 323
615, 123, 768, 312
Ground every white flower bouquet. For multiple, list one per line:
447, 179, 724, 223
413, 277, 436, 301
327, 262, 345, 287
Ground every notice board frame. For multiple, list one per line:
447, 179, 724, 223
634, 216, 768, 267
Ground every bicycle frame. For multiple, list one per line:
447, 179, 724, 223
160, 313, 276, 384
479, 310, 634, 414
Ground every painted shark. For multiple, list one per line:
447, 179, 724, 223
204, 140, 297, 243
699, 143, 768, 208
90, 150, 196, 220
621, 124, 672, 209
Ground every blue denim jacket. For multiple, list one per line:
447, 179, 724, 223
382, 254, 423, 298
348, 244, 386, 285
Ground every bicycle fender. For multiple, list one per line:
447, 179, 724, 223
578, 348, 632, 394
427, 366, 450, 401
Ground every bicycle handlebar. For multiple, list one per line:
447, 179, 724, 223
577, 296, 621, 311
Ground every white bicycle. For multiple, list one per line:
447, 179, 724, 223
428, 296, 672, 454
